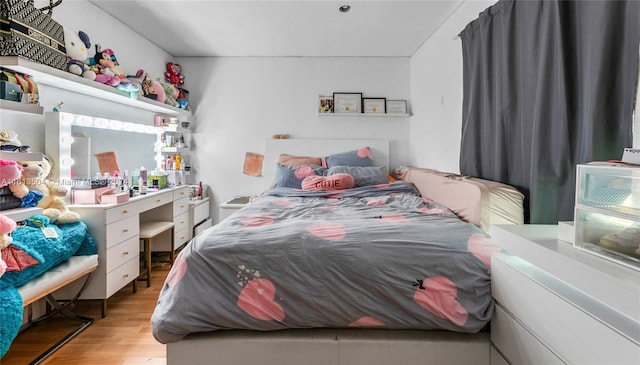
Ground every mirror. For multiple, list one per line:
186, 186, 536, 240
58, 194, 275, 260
45, 112, 162, 188
71, 125, 158, 179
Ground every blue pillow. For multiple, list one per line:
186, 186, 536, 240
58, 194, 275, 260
324, 147, 373, 168
327, 166, 387, 187
273, 163, 326, 189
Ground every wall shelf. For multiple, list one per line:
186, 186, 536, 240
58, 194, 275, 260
0, 56, 190, 118
318, 113, 410, 117
0, 99, 44, 115
0, 150, 43, 161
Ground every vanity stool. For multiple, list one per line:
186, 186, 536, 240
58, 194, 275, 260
138, 221, 175, 287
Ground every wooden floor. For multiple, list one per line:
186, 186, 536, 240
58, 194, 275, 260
2, 259, 171, 365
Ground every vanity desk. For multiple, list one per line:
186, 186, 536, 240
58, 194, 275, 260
54, 185, 191, 317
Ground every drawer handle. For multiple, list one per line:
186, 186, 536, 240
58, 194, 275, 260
180, 236, 185, 240
122, 210, 128, 214
123, 229, 129, 233
157, 199, 161, 202
123, 274, 129, 278
180, 205, 185, 208
123, 251, 129, 255
180, 220, 185, 224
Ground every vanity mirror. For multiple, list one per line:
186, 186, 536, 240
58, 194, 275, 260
45, 112, 163, 188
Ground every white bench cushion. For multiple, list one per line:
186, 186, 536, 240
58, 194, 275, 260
18, 254, 98, 306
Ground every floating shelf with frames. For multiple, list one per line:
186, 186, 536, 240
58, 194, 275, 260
318, 113, 410, 117
0, 56, 191, 118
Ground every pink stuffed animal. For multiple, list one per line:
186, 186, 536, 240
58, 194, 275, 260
0, 213, 16, 250
0, 160, 22, 188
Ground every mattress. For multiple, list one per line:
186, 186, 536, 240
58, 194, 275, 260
151, 181, 502, 344
396, 167, 524, 234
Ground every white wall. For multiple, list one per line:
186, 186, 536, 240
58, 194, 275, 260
2, 0, 174, 154
409, 0, 494, 174
177, 56, 411, 222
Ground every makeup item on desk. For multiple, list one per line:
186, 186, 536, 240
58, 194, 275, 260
139, 167, 148, 195
174, 154, 181, 170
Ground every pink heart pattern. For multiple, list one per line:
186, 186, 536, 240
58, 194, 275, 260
467, 233, 502, 267
165, 253, 188, 286
294, 165, 318, 179
242, 215, 275, 227
413, 276, 468, 326
305, 222, 346, 241
271, 199, 292, 207
356, 148, 372, 159
237, 278, 285, 321
349, 316, 386, 327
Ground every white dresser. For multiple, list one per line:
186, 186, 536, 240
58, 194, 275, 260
55, 185, 191, 317
490, 225, 640, 364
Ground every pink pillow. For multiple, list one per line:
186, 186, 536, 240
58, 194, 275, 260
302, 173, 355, 191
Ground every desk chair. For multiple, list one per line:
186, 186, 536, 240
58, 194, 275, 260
138, 221, 174, 287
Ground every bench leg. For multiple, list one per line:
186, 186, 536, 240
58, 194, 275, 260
25, 272, 95, 364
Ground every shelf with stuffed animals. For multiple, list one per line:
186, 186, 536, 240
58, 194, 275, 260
0, 55, 190, 118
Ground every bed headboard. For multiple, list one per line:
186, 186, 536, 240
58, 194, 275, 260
263, 139, 389, 189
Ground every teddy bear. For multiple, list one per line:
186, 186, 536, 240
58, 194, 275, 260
64, 28, 97, 81
9, 155, 80, 224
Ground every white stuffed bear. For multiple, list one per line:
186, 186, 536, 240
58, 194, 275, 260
64, 28, 97, 81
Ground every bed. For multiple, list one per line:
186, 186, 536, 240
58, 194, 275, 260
151, 139, 524, 365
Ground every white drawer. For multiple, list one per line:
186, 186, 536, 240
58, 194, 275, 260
106, 257, 139, 298
491, 305, 563, 365
492, 255, 640, 364
490, 346, 508, 365
139, 191, 173, 212
174, 227, 190, 246
194, 218, 212, 236
173, 186, 190, 200
173, 197, 189, 216
174, 211, 189, 233
106, 235, 139, 273
105, 200, 142, 225
192, 199, 210, 224
105, 214, 139, 249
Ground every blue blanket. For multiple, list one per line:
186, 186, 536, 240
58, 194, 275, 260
0, 215, 97, 358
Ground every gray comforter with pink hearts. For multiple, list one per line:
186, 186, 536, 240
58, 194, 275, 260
151, 182, 500, 344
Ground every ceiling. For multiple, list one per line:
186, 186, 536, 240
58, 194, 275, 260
89, 0, 464, 57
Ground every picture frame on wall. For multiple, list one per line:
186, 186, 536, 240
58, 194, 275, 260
363, 98, 386, 114
333, 92, 363, 113
386, 100, 408, 114
318, 95, 334, 113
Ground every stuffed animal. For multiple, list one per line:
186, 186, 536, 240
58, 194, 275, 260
0, 160, 22, 189
161, 82, 179, 107
126, 69, 158, 99
0, 213, 16, 250
9, 156, 80, 224
150, 79, 166, 103
63, 28, 96, 81
0, 159, 42, 209
164, 62, 185, 88
92, 44, 122, 87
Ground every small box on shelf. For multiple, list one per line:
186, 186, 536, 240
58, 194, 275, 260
0, 80, 21, 101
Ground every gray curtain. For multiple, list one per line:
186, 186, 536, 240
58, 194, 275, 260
459, 0, 639, 224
